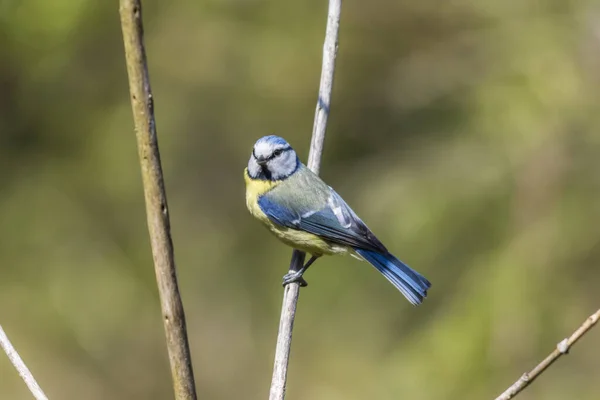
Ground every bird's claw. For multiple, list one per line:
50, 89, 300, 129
282, 271, 308, 287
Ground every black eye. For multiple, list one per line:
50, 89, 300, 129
273, 149, 283, 157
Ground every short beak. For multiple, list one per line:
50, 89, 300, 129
256, 157, 268, 166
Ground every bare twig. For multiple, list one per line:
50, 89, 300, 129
0, 325, 48, 400
495, 308, 600, 400
119, 1, 197, 399
306, 0, 341, 176
269, 1, 341, 399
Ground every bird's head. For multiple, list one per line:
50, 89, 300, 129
248, 135, 300, 181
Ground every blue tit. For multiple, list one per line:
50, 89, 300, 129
244, 135, 431, 305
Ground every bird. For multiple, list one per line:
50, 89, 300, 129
244, 135, 431, 305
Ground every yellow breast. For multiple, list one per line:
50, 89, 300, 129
244, 168, 281, 224
243, 168, 347, 256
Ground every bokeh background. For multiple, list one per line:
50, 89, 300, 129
1, 0, 600, 399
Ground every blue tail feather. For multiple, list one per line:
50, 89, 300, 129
354, 249, 431, 305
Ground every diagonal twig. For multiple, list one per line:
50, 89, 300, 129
0, 324, 48, 400
118, 1, 197, 399
495, 308, 600, 400
269, 1, 341, 400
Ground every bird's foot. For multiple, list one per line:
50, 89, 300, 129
282, 271, 308, 287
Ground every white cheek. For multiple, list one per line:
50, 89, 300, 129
248, 156, 261, 177
270, 153, 297, 180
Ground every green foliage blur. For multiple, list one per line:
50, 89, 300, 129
1, 0, 600, 399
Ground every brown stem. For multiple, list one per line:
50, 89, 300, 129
118, 1, 197, 399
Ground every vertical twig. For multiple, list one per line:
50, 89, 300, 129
495, 308, 600, 400
0, 325, 48, 400
269, 1, 341, 399
118, 1, 197, 399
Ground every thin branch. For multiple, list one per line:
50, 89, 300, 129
495, 308, 600, 400
118, 2, 197, 399
306, 0, 341, 175
0, 325, 48, 400
269, 1, 341, 399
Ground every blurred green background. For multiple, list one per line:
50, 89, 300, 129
1, 0, 600, 399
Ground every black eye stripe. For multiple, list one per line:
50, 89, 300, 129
265, 147, 292, 161
253, 146, 292, 162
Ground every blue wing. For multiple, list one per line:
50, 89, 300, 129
258, 187, 387, 253
257, 173, 431, 304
